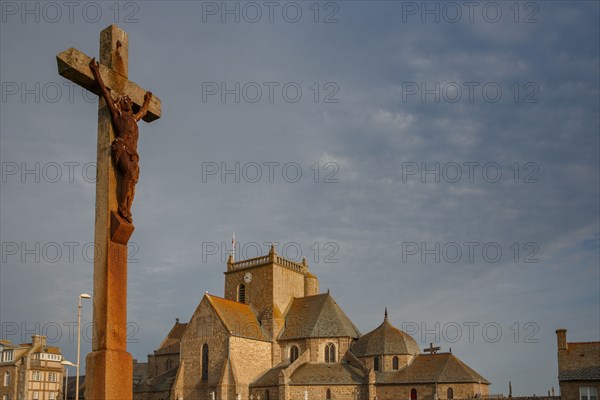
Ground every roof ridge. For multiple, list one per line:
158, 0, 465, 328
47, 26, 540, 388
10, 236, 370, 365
206, 293, 240, 304
204, 294, 227, 330
381, 318, 389, 354
437, 353, 453, 378
446, 353, 490, 384
308, 293, 330, 337
568, 341, 600, 345
205, 293, 269, 341
157, 321, 186, 350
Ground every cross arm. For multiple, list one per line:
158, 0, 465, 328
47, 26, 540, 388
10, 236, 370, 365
57, 47, 161, 122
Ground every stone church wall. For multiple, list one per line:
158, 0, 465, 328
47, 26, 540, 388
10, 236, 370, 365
288, 384, 362, 400
178, 299, 230, 399
376, 382, 488, 400
229, 336, 272, 388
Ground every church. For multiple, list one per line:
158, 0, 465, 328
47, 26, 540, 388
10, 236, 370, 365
137, 245, 490, 400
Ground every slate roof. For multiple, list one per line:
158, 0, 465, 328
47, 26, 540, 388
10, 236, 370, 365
132, 361, 150, 385
558, 341, 600, 381
155, 321, 187, 355
280, 293, 361, 340
42, 346, 62, 355
351, 316, 419, 356
378, 353, 490, 384
251, 365, 287, 387
133, 367, 178, 393
289, 362, 366, 385
0, 339, 62, 363
206, 294, 269, 341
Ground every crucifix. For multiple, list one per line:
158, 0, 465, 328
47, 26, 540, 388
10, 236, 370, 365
424, 342, 441, 355
57, 24, 161, 400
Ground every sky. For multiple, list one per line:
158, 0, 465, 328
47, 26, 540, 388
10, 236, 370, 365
1, 0, 599, 396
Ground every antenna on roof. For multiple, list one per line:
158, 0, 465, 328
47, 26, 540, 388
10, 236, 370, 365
231, 232, 236, 262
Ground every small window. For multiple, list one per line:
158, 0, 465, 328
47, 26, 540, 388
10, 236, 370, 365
392, 356, 399, 370
373, 356, 379, 371
447, 388, 454, 399
3, 372, 9, 386
580, 387, 598, 400
265, 390, 270, 400
410, 388, 417, 400
238, 284, 246, 304
290, 346, 299, 363
49, 393, 56, 400
49, 372, 57, 382
32, 371, 41, 381
326, 389, 332, 400
2, 351, 13, 362
202, 344, 209, 381
324, 343, 336, 363
33, 392, 39, 400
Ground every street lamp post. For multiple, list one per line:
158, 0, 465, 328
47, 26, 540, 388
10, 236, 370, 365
76, 293, 91, 400
61, 360, 76, 400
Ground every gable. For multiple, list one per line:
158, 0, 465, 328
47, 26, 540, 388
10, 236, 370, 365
559, 341, 600, 380
206, 294, 269, 341
156, 322, 188, 354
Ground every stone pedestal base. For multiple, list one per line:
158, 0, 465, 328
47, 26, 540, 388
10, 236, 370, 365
85, 349, 133, 400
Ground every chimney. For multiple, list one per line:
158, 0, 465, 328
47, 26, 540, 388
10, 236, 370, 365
31, 335, 46, 346
556, 329, 567, 351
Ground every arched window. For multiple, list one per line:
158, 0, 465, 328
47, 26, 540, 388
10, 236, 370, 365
326, 389, 332, 400
3, 371, 9, 386
373, 356, 380, 371
410, 388, 417, 400
265, 390, 270, 400
392, 356, 399, 370
447, 388, 453, 399
324, 343, 336, 363
238, 284, 246, 303
201, 344, 209, 381
290, 345, 299, 363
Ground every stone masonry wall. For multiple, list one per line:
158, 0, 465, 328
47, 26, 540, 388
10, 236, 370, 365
229, 336, 273, 397
559, 381, 600, 400
177, 298, 230, 400
288, 384, 363, 400
376, 383, 489, 400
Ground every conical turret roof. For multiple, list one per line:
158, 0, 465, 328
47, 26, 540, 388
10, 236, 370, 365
352, 313, 419, 356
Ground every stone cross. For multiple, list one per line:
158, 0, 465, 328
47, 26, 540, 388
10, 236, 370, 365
56, 24, 161, 400
424, 343, 441, 354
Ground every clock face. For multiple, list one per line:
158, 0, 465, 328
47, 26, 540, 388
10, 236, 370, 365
244, 272, 252, 283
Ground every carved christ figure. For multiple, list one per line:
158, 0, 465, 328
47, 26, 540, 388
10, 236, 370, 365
89, 58, 152, 223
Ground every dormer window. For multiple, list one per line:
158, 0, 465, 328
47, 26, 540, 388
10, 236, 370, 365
1, 350, 13, 362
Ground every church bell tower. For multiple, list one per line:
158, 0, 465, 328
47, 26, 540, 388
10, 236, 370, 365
223, 244, 319, 339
